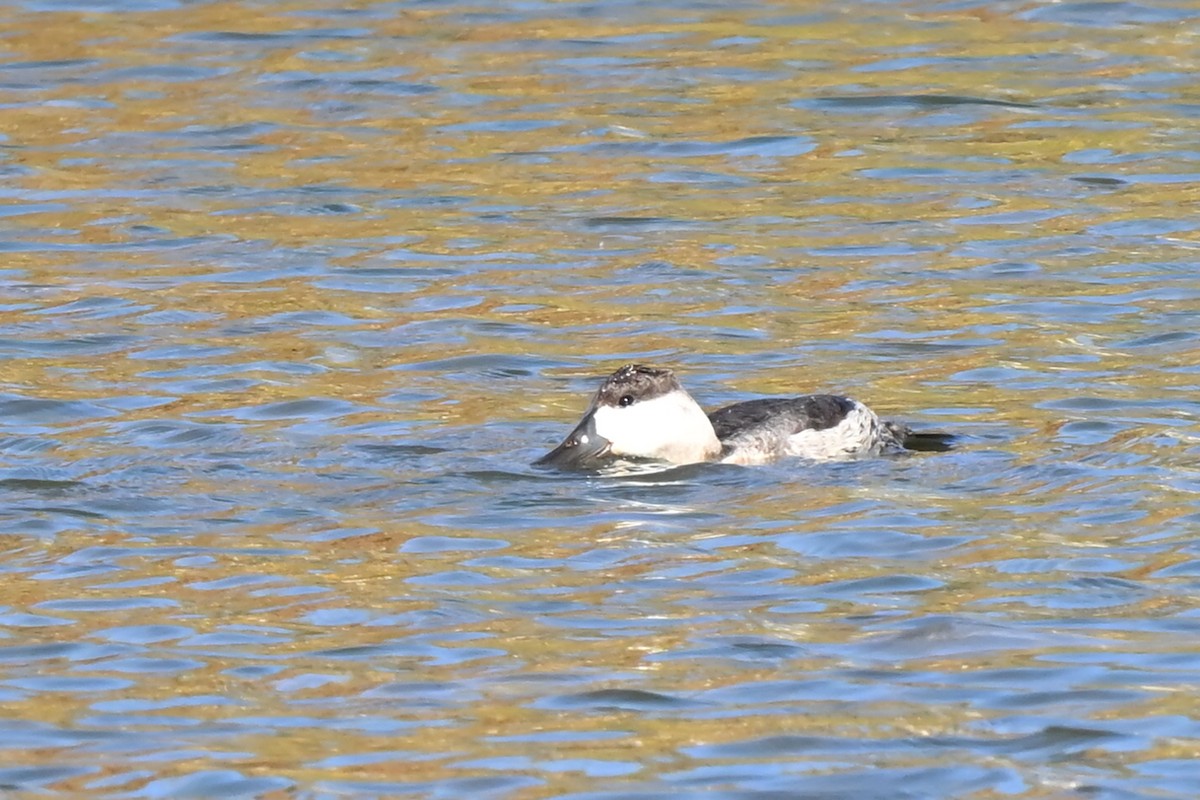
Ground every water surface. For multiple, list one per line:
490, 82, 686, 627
1, 0, 1199, 797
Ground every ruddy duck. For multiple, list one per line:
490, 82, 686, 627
535, 364, 951, 470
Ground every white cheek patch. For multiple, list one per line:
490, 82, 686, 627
591, 392, 720, 464
591, 402, 664, 454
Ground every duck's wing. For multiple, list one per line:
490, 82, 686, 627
708, 396, 859, 459
710, 396, 954, 462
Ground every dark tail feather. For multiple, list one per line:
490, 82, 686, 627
901, 431, 956, 452
885, 422, 955, 452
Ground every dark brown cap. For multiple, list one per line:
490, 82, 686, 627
594, 364, 682, 408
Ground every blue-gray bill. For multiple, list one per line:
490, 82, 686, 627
533, 410, 613, 470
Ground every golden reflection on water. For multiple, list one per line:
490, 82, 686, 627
1, 0, 1199, 796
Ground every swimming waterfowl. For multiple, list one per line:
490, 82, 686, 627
535, 364, 951, 470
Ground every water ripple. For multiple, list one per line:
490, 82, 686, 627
0, 0, 1197, 797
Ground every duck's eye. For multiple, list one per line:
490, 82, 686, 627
618, 394, 635, 407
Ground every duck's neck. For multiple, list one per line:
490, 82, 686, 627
646, 390, 722, 464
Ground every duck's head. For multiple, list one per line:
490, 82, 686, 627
535, 364, 722, 470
